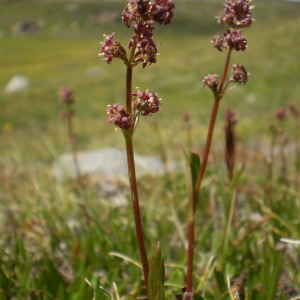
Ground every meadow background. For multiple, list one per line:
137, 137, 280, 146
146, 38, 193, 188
1, 0, 300, 299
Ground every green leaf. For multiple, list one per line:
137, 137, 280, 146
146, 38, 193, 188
190, 152, 201, 190
126, 294, 136, 300
183, 150, 201, 217
246, 266, 260, 300
148, 242, 165, 300
214, 269, 227, 295
266, 250, 283, 300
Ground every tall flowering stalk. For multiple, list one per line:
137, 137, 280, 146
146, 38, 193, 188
59, 87, 83, 187
183, 0, 254, 297
99, 0, 175, 296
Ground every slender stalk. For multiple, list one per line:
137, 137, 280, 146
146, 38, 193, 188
67, 107, 82, 187
124, 134, 149, 290
124, 61, 149, 292
186, 218, 195, 292
186, 47, 233, 293
126, 66, 133, 113
193, 48, 233, 206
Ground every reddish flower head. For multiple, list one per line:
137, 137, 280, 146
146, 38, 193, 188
107, 103, 132, 130
230, 64, 248, 84
132, 89, 161, 115
224, 28, 247, 51
60, 87, 74, 104
99, 33, 127, 64
218, 0, 254, 28
149, 0, 175, 25
202, 74, 219, 92
212, 34, 227, 52
275, 108, 286, 121
122, 0, 175, 27
128, 21, 158, 67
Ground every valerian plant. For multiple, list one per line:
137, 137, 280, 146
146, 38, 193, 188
59, 87, 83, 188
99, 0, 175, 298
180, 0, 254, 299
99, 0, 254, 299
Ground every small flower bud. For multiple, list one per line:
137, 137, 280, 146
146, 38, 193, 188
230, 64, 248, 84
212, 34, 227, 51
99, 33, 128, 64
288, 104, 299, 118
202, 74, 219, 92
60, 87, 74, 104
275, 108, 286, 121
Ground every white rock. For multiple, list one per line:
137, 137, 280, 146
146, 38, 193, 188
5, 75, 29, 93
52, 148, 169, 181
52, 148, 182, 207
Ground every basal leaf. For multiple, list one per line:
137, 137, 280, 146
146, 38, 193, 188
148, 242, 165, 300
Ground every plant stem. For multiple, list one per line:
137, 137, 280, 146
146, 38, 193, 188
126, 66, 133, 113
124, 63, 149, 292
186, 47, 233, 292
124, 134, 149, 291
67, 107, 83, 187
193, 48, 232, 206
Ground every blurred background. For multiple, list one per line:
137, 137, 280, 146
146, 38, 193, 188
1, 0, 300, 163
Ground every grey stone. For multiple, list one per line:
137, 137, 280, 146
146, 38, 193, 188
51, 148, 178, 181
5, 75, 29, 93
52, 148, 182, 206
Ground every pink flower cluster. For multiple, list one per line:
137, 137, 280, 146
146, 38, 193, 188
230, 63, 248, 84
107, 104, 131, 130
213, 28, 247, 52
132, 89, 161, 116
107, 90, 161, 130
122, 0, 174, 27
218, 0, 253, 28
204, 0, 254, 93
60, 87, 75, 105
100, 33, 127, 64
213, 0, 253, 52
59, 87, 75, 119
99, 0, 175, 68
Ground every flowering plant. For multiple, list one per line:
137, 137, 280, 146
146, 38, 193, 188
99, 0, 175, 298
99, 0, 254, 298
183, 0, 254, 298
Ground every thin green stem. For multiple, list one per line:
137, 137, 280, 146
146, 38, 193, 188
186, 47, 233, 293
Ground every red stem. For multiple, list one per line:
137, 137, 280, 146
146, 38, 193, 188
125, 135, 149, 290
126, 67, 133, 113
67, 107, 82, 187
186, 47, 233, 292
124, 61, 149, 292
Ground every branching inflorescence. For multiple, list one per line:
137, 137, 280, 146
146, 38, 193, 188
100, 0, 174, 133
183, 0, 254, 298
99, 0, 254, 298
99, 0, 175, 297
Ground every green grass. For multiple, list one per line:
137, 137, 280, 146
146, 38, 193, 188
1, 0, 300, 299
